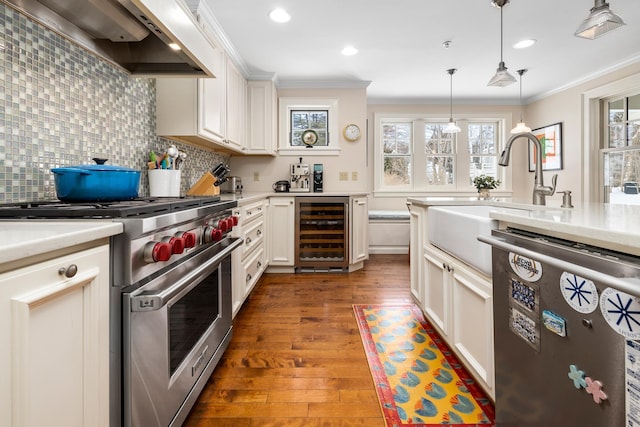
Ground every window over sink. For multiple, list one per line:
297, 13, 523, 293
374, 113, 509, 194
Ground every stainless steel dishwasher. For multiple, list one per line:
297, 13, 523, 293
480, 228, 640, 427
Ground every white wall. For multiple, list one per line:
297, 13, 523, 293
229, 87, 368, 193
230, 63, 640, 211
365, 104, 524, 210
525, 62, 640, 205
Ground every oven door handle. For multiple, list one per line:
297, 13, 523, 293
130, 238, 243, 312
479, 235, 640, 298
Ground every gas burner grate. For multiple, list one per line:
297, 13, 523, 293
0, 196, 223, 219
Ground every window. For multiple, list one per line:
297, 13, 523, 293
603, 93, 640, 204
279, 98, 339, 155
290, 110, 329, 147
375, 114, 506, 193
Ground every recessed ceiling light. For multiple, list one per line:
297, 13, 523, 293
269, 8, 291, 23
341, 46, 358, 56
513, 39, 536, 49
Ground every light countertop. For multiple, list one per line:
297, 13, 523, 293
407, 196, 640, 255
220, 191, 369, 205
0, 220, 123, 267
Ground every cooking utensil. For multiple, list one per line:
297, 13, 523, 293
212, 163, 230, 186
51, 158, 140, 202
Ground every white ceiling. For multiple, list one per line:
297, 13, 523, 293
203, 0, 640, 104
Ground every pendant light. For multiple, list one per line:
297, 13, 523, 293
511, 69, 531, 134
443, 68, 461, 134
487, 0, 516, 87
575, 0, 626, 39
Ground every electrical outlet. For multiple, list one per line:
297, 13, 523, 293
253, 172, 260, 181
339, 171, 348, 181
352, 171, 358, 181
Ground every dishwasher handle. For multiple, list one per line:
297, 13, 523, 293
478, 235, 640, 298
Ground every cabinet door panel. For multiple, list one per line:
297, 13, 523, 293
452, 269, 494, 394
1, 245, 109, 427
423, 248, 449, 337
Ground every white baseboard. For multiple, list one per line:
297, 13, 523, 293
368, 246, 409, 255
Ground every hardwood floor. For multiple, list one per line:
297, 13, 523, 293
184, 254, 412, 427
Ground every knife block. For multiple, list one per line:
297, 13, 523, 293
186, 172, 220, 196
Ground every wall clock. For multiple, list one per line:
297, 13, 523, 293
301, 129, 319, 147
343, 123, 361, 142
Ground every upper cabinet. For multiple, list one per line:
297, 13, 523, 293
246, 80, 277, 155
156, 51, 247, 154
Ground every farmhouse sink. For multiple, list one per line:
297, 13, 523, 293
427, 205, 526, 275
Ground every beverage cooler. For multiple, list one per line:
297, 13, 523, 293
295, 197, 349, 271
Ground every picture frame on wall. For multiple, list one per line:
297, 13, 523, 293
528, 122, 563, 172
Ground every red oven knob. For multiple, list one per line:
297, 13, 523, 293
144, 241, 172, 263
230, 215, 239, 226
213, 219, 228, 232
204, 227, 223, 243
163, 236, 185, 254
176, 231, 197, 248
225, 217, 235, 230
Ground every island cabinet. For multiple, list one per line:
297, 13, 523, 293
231, 198, 268, 317
410, 203, 495, 399
156, 54, 247, 154
0, 244, 110, 427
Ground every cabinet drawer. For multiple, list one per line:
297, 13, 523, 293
240, 218, 264, 258
242, 245, 265, 294
241, 200, 265, 225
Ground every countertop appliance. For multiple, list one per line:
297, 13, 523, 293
0, 197, 241, 427
480, 228, 640, 426
290, 158, 310, 192
219, 176, 242, 194
273, 180, 290, 193
313, 164, 323, 193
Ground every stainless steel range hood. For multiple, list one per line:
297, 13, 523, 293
3, 0, 217, 77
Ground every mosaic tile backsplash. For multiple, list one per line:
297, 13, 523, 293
0, 4, 228, 203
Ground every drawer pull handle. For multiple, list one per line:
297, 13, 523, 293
58, 264, 78, 278
257, 261, 262, 269
257, 229, 262, 236
246, 237, 252, 245
246, 273, 252, 282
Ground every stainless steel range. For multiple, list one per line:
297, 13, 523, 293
0, 197, 241, 427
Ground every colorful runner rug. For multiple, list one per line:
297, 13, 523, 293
353, 304, 495, 426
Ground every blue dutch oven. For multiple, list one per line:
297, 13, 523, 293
51, 158, 141, 202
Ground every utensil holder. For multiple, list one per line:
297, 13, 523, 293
149, 169, 181, 197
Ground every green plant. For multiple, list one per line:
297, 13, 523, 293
473, 174, 501, 191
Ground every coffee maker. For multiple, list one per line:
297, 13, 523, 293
290, 157, 310, 192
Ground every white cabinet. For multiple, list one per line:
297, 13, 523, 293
423, 245, 451, 337
409, 203, 425, 304
246, 80, 277, 155
350, 196, 369, 265
156, 56, 248, 154
231, 198, 268, 317
267, 197, 296, 268
451, 263, 494, 396
422, 244, 494, 398
225, 59, 246, 151
0, 245, 110, 427
410, 203, 495, 399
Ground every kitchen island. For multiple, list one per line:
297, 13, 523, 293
406, 196, 640, 400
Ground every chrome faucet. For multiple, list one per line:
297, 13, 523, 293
499, 132, 557, 205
